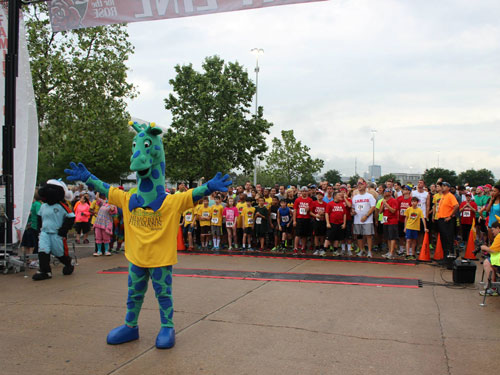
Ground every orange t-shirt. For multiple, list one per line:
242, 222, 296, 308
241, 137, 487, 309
437, 192, 458, 219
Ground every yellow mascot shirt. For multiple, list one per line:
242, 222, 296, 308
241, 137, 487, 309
108, 187, 194, 268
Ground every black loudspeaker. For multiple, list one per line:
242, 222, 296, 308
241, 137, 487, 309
452, 259, 476, 284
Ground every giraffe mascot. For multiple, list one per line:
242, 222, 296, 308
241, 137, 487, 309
65, 121, 231, 349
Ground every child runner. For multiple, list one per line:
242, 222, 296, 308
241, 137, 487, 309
236, 193, 247, 249
182, 206, 195, 251
93, 200, 117, 256
381, 188, 399, 259
479, 221, 500, 296
241, 197, 256, 251
311, 190, 327, 255
210, 195, 224, 251
404, 197, 428, 259
269, 196, 280, 251
459, 192, 477, 246
254, 196, 269, 251
197, 197, 212, 250
325, 192, 346, 256
223, 197, 239, 250
277, 199, 292, 251
397, 185, 412, 255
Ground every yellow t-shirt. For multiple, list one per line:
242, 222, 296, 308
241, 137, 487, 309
433, 193, 442, 220
242, 206, 255, 228
198, 206, 212, 227
183, 208, 194, 227
108, 187, 194, 268
236, 202, 246, 228
210, 204, 224, 227
89, 200, 101, 225
264, 197, 272, 207
405, 206, 423, 231
489, 233, 500, 266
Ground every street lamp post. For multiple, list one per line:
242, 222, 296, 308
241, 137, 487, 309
370, 129, 377, 181
251, 48, 264, 186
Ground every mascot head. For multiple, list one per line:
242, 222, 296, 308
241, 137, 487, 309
38, 179, 74, 205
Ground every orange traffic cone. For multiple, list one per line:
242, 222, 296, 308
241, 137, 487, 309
464, 221, 477, 260
418, 232, 431, 261
433, 234, 444, 261
177, 226, 186, 251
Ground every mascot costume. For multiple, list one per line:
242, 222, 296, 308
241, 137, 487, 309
33, 179, 75, 281
64, 121, 231, 349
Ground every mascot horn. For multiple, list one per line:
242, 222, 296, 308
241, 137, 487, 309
65, 121, 231, 349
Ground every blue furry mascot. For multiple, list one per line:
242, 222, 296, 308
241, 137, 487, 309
65, 121, 231, 349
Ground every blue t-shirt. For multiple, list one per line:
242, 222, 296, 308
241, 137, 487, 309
278, 206, 291, 227
489, 202, 500, 227
323, 196, 334, 204
38, 203, 75, 234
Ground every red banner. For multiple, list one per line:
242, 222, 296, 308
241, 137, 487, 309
48, 0, 326, 32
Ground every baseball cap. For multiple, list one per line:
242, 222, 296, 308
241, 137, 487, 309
485, 184, 493, 189
316, 190, 324, 196
465, 191, 472, 196
384, 188, 392, 193
300, 186, 308, 191
339, 185, 347, 191
403, 185, 411, 191
442, 182, 451, 187
310, 184, 317, 189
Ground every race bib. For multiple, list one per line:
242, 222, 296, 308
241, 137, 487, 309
226, 221, 234, 227
202, 212, 209, 218
299, 207, 307, 215
400, 209, 406, 216
382, 216, 388, 224
256, 217, 262, 225
185, 214, 192, 222
247, 218, 254, 225
463, 211, 471, 217
271, 213, 277, 220
211, 217, 219, 224
282, 215, 289, 223
357, 204, 364, 211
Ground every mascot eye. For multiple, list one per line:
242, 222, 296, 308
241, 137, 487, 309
132, 141, 137, 148
144, 140, 151, 148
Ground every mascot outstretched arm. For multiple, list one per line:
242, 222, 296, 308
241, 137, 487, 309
65, 121, 231, 349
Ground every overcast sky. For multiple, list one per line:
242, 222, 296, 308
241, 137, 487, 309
125, 0, 500, 179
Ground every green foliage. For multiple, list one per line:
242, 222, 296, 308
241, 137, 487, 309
264, 130, 324, 185
458, 169, 495, 187
348, 174, 361, 186
323, 169, 342, 184
26, 5, 136, 184
377, 173, 397, 185
423, 168, 458, 187
163, 56, 272, 183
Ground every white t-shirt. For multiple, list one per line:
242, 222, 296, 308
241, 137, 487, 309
412, 190, 429, 218
352, 193, 376, 224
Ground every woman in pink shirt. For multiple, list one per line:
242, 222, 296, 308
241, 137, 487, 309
74, 195, 91, 243
223, 197, 239, 250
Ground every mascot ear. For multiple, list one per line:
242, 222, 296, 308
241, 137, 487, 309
147, 122, 163, 136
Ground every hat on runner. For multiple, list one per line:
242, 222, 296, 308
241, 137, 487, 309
310, 184, 317, 189
442, 182, 451, 187
316, 190, 324, 196
477, 186, 484, 192
465, 191, 472, 196
485, 184, 493, 189
384, 188, 392, 193
300, 186, 308, 191
403, 185, 411, 191
339, 185, 347, 191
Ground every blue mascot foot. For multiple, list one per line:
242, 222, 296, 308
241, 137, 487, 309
106, 325, 139, 345
156, 327, 175, 349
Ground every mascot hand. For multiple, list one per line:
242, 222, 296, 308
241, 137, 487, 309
206, 172, 232, 193
64, 162, 91, 182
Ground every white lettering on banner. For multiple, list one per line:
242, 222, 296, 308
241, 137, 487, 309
136, 0, 153, 17
197, 0, 218, 12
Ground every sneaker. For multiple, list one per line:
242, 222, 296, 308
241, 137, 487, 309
313, 250, 320, 255
105, 251, 112, 256
382, 252, 393, 259
32, 271, 52, 281
367, 251, 373, 258
29, 260, 39, 269
228, 246, 233, 251
93, 252, 100, 257
293, 249, 299, 256
397, 250, 405, 256
301, 249, 306, 255
83, 239, 89, 244
347, 250, 353, 256
406, 255, 416, 260
357, 251, 365, 257
319, 250, 326, 256
479, 288, 499, 296
332, 251, 340, 257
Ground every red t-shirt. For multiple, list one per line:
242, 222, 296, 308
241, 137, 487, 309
294, 197, 313, 219
311, 200, 327, 221
460, 201, 477, 225
383, 198, 399, 225
326, 201, 346, 225
342, 198, 352, 221
397, 196, 412, 223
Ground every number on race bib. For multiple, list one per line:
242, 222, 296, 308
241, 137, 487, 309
357, 204, 364, 211
202, 212, 209, 218
211, 217, 219, 224
463, 211, 471, 217
400, 209, 405, 216
299, 208, 307, 215
256, 217, 262, 225
185, 214, 192, 222
247, 218, 254, 225
226, 221, 234, 227
282, 215, 289, 223
271, 213, 277, 220
382, 216, 388, 224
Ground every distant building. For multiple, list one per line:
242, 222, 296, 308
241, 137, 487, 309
364, 165, 381, 182
392, 172, 423, 185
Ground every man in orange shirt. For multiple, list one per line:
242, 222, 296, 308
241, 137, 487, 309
436, 182, 459, 258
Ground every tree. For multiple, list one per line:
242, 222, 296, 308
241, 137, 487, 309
458, 169, 495, 187
264, 130, 324, 185
377, 173, 397, 185
348, 174, 361, 186
163, 56, 273, 184
323, 169, 342, 184
26, 5, 136, 184
423, 168, 458, 187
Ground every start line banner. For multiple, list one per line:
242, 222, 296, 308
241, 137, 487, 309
48, 0, 326, 32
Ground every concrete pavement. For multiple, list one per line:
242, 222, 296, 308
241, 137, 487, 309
0, 246, 498, 375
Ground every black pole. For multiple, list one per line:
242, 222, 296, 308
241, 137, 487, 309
3, 0, 20, 244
